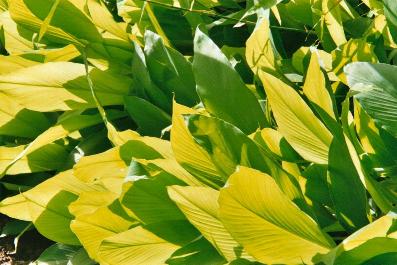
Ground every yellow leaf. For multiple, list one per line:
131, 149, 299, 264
246, 19, 277, 75
98, 226, 179, 265
332, 39, 378, 84
168, 186, 253, 261
171, 101, 221, 187
0, 170, 104, 244
322, 0, 347, 46
71, 203, 135, 261
303, 52, 335, 119
219, 166, 334, 264
0, 62, 131, 112
259, 72, 333, 164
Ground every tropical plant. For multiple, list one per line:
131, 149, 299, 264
0, 0, 396, 264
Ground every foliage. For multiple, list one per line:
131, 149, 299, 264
0, 0, 396, 264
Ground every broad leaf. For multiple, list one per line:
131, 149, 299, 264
0, 62, 132, 112
168, 185, 252, 261
259, 71, 333, 164
193, 28, 267, 134
384, 0, 397, 42
246, 19, 277, 75
0, 170, 104, 244
303, 52, 335, 119
171, 101, 222, 188
328, 135, 370, 232
345, 62, 397, 137
98, 225, 180, 265
219, 166, 334, 264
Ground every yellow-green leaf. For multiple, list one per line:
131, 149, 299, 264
246, 19, 277, 75
168, 185, 253, 261
171, 101, 221, 188
303, 52, 335, 119
98, 226, 179, 265
0, 170, 103, 244
0, 62, 132, 112
219, 166, 335, 264
259, 72, 333, 164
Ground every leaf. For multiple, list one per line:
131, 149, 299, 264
98, 225, 180, 265
0, 93, 51, 138
9, 0, 101, 45
171, 101, 222, 188
316, 212, 397, 265
124, 96, 171, 137
168, 185, 252, 261
303, 52, 335, 119
245, 19, 277, 75
0, 170, 104, 244
144, 31, 199, 106
321, 0, 347, 46
87, 0, 129, 41
0, 11, 35, 54
0, 143, 69, 175
69, 190, 118, 217
186, 114, 308, 211
33, 243, 95, 265
193, 27, 267, 134
334, 238, 397, 265
130, 41, 171, 112
120, 173, 187, 224
259, 71, 333, 164
70, 199, 135, 261
311, 0, 347, 50
354, 102, 397, 178
166, 237, 227, 265
332, 39, 377, 84
327, 135, 370, 232
120, 136, 203, 186
2, 110, 125, 176
258, 128, 301, 162
218, 166, 334, 264
384, 0, 397, 43
0, 62, 132, 112
345, 62, 397, 137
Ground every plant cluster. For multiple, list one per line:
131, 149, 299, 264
0, 0, 396, 264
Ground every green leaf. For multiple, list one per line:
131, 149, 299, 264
384, 0, 397, 43
166, 237, 227, 265
218, 166, 334, 264
315, 212, 397, 265
9, 0, 101, 45
0, 170, 104, 244
193, 28, 267, 134
328, 135, 370, 232
186, 114, 308, 212
0, 143, 69, 175
345, 62, 397, 137
334, 238, 397, 265
124, 96, 171, 137
144, 31, 199, 106
130, 41, 171, 112
120, 173, 187, 224
33, 243, 95, 265
0, 94, 51, 138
